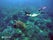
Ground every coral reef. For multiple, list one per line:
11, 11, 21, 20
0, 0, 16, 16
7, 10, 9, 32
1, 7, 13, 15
0, 8, 53, 40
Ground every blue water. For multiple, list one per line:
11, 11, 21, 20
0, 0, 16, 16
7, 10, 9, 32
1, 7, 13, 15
0, 0, 53, 40
0, 0, 52, 11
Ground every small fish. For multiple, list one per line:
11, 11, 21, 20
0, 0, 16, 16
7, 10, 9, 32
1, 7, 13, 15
26, 13, 40, 17
39, 6, 47, 11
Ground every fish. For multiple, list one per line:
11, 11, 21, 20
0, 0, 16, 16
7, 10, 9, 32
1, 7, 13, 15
38, 6, 47, 11
26, 13, 40, 17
